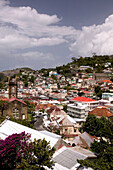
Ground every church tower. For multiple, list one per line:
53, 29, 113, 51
8, 76, 17, 99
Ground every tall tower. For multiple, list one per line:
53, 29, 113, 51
8, 76, 17, 99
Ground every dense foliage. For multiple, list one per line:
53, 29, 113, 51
10, 118, 35, 129
71, 55, 113, 69
80, 114, 113, 137
79, 115, 113, 170
0, 132, 55, 170
0, 115, 5, 124
0, 100, 9, 116
94, 86, 102, 98
24, 100, 35, 114
38, 55, 113, 77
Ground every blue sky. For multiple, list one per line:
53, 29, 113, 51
0, 0, 113, 71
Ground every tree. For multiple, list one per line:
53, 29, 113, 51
0, 132, 55, 170
80, 114, 102, 136
85, 68, 93, 73
81, 115, 113, 137
24, 80, 28, 87
78, 115, 113, 170
51, 74, 57, 81
0, 100, 9, 116
94, 86, 102, 98
0, 82, 4, 89
63, 105, 67, 113
78, 138, 113, 170
32, 138, 55, 169
24, 101, 35, 114
78, 91, 84, 97
29, 75, 35, 83
10, 118, 35, 129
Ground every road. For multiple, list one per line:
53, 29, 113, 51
33, 116, 46, 131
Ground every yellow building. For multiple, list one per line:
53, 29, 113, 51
6, 97, 28, 119
1, 76, 28, 119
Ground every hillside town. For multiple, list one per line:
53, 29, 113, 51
0, 62, 113, 169
0, 0, 113, 169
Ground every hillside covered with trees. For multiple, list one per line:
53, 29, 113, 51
0, 54, 113, 81
39, 54, 113, 77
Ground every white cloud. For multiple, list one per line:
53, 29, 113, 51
0, 0, 113, 70
0, 0, 76, 53
0, 3, 60, 26
0, 0, 9, 6
70, 14, 113, 57
20, 51, 54, 61
35, 37, 67, 46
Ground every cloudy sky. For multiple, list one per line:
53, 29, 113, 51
0, 0, 113, 71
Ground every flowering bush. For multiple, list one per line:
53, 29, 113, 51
0, 132, 55, 170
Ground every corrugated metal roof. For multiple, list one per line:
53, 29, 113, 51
39, 130, 61, 139
89, 107, 113, 117
0, 120, 60, 147
53, 146, 87, 169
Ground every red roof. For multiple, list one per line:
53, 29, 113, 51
101, 80, 112, 83
58, 144, 72, 150
71, 97, 96, 102
82, 91, 90, 93
8, 97, 27, 105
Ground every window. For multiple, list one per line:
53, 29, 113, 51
13, 108, 19, 119
74, 129, 76, 132
12, 87, 15, 93
65, 129, 67, 132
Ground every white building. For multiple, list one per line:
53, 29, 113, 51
70, 97, 99, 111
67, 103, 89, 119
49, 71, 58, 77
102, 93, 113, 101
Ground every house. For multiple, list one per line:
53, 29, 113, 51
59, 115, 81, 141
99, 80, 112, 85
0, 76, 28, 119
79, 66, 93, 70
49, 71, 58, 77
88, 106, 113, 118
49, 83, 58, 92
82, 90, 93, 98
70, 97, 99, 111
51, 146, 95, 170
93, 72, 110, 81
70, 132, 98, 149
102, 92, 113, 101
105, 103, 113, 114
44, 106, 81, 140
2, 97, 28, 119
67, 103, 89, 119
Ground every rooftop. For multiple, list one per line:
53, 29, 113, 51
8, 97, 27, 105
53, 146, 87, 169
0, 120, 61, 148
89, 107, 113, 117
71, 97, 96, 102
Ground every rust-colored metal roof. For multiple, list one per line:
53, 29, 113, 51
89, 107, 113, 117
